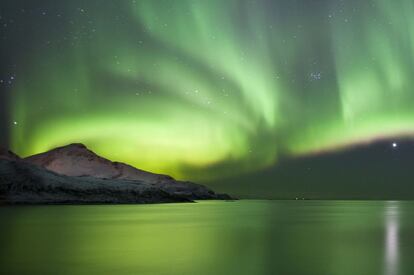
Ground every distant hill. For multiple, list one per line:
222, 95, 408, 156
0, 144, 232, 204
25, 143, 174, 183
0, 158, 189, 204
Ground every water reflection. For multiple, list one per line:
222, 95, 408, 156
384, 201, 399, 275
1, 201, 414, 275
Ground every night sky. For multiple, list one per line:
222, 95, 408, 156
1, 0, 414, 198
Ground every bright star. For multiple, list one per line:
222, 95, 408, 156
392, 142, 397, 148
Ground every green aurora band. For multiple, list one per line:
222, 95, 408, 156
9, 0, 414, 180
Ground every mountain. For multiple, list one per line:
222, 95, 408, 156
0, 144, 232, 204
0, 158, 190, 204
25, 143, 173, 183
24, 143, 231, 200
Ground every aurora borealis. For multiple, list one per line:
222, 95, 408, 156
2, 0, 414, 183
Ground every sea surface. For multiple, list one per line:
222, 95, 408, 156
0, 200, 413, 275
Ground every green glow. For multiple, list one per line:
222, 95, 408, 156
0, 201, 404, 274
9, 0, 414, 180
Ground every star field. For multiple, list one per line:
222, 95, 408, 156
1, 0, 414, 183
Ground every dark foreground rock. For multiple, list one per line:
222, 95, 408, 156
0, 145, 232, 204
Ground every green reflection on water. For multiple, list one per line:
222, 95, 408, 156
1, 200, 414, 275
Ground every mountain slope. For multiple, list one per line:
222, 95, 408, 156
0, 148, 20, 161
24, 143, 231, 200
0, 159, 190, 204
25, 143, 173, 183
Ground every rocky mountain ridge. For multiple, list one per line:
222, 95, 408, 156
0, 144, 232, 204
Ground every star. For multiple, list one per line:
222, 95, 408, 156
13, 121, 18, 125
310, 72, 322, 81
392, 142, 398, 148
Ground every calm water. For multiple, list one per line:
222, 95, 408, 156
0, 200, 414, 275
